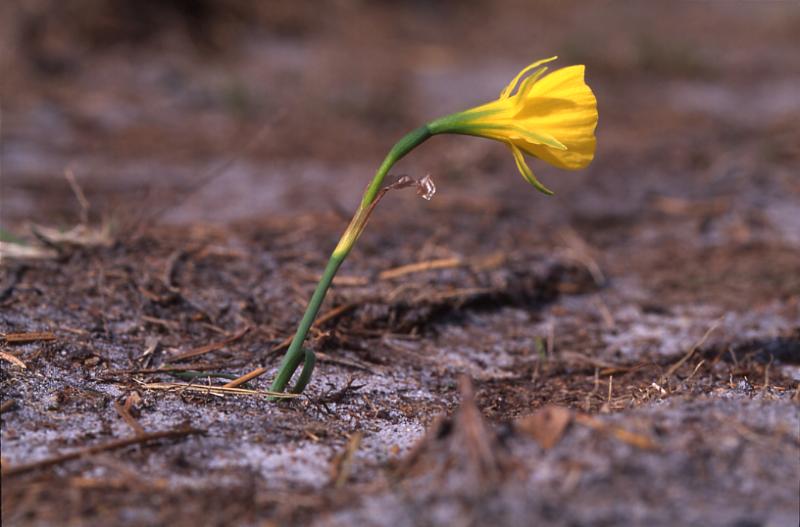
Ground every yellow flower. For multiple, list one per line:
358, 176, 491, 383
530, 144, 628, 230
271, 57, 600, 395
428, 57, 598, 194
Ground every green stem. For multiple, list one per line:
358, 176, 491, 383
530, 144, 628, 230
269, 124, 432, 394
269, 255, 343, 393
360, 125, 432, 209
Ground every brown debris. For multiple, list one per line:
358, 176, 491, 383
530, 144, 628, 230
0, 242, 60, 260
31, 223, 112, 249
394, 376, 506, 490
574, 414, 659, 451
2, 332, 57, 344
64, 169, 91, 225
0, 351, 27, 369
100, 362, 232, 378
514, 405, 573, 450
662, 318, 723, 383
165, 326, 250, 363
330, 432, 363, 488
223, 302, 360, 388
454, 376, 503, 484
317, 377, 366, 406
1, 427, 205, 478
222, 367, 268, 389
653, 196, 731, 217
378, 257, 463, 280
138, 381, 297, 399
0, 264, 28, 303
0, 399, 17, 414
315, 352, 373, 373
113, 393, 146, 436
269, 303, 359, 354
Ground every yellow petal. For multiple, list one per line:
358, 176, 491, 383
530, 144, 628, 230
506, 125, 567, 150
513, 65, 598, 169
470, 124, 566, 151
499, 56, 558, 100
514, 66, 550, 99
508, 142, 554, 195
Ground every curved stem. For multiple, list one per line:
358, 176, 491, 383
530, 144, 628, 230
291, 347, 317, 394
269, 125, 432, 394
269, 255, 343, 394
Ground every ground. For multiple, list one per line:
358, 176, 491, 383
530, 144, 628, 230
1, 1, 799, 526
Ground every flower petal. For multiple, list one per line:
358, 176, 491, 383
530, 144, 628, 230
507, 125, 567, 150
514, 65, 598, 169
470, 124, 566, 151
499, 56, 558, 100
508, 142, 554, 195
514, 66, 550, 99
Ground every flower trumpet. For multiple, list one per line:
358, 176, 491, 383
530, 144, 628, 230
428, 56, 597, 194
270, 57, 598, 395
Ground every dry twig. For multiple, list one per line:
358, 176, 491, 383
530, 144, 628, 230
1, 427, 204, 477
454, 376, 502, 484
379, 257, 463, 280
64, 169, 90, 225
101, 362, 231, 378
223, 302, 359, 388
166, 326, 250, 363
663, 318, 723, 382
113, 394, 146, 436
331, 432, 363, 487
139, 381, 297, 399
2, 332, 56, 344
574, 414, 658, 450
0, 351, 27, 369
222, 367, 267, 389
270, 303, 358, 354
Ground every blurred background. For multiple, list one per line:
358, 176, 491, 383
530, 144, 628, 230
1, 0, 799, 240
2, 4, 799, 525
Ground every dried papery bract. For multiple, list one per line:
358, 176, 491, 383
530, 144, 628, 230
417, 174, 436, 201
269, 58, 598, 395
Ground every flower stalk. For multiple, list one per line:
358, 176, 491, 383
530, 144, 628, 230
270, 57, 598, 394
269, 126, 432, 394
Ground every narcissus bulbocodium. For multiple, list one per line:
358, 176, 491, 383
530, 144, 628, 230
270, 57, 598, 395
428, 56, 597, 195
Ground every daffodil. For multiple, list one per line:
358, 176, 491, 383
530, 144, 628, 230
269, 58, 598, 395
427, 56, 598, 194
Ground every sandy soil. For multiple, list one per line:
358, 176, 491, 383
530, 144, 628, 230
1, 1, 799, 526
